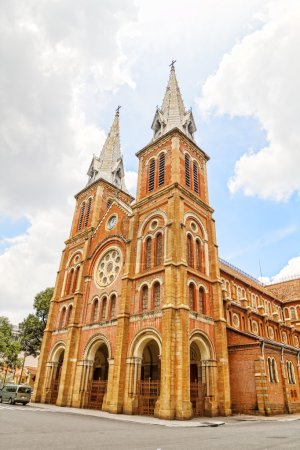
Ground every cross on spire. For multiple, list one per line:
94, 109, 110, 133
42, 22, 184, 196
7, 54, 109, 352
116, 105, 121, 116
169, 59, 176, 70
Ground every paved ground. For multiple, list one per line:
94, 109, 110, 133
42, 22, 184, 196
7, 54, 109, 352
1, 403, 300, 449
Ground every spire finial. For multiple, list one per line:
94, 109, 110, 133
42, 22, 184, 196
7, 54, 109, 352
169, 59, 176, 70
116, 105, 121, 116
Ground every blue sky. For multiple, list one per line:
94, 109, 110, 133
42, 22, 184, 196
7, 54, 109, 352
1, 0, 299, 323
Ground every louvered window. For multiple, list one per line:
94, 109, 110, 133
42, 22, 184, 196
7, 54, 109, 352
153, 283, 160, 308
158, 154, 165, 186
77, 202, 86, 231
193, 162, 199, 193
146, 237, 152, 269
199, 288, 204, 314
148, 159, 155, 191
142, 286, 148, 311
155, 233, 163, 266
84, 197, 92, 227
185, 154, 191, 187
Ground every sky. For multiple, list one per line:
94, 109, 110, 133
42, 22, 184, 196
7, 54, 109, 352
1, 0, 300, 324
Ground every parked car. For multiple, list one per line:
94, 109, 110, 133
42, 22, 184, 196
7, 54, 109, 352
0, 384, 32, 405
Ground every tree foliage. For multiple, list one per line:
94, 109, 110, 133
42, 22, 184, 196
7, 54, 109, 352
19, 287, 53, 357
0, 316, 13, 357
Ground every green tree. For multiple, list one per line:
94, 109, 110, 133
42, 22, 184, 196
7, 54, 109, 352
0, 317, 22, 384
0, 316, 14, 357
19, 287, 53, 358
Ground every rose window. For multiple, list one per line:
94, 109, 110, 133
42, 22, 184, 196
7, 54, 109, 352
96, 249, 121, 287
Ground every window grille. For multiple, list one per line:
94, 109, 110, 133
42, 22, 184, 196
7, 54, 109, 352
142, 286, 148, 311
268, 357, 278, 383
153, 283, 160, 308
148, 159, 155, 191
158, 154, 165, 186
102, 298, 107, 321
189, 284, 195, 310
185, 154, 191, 187
155, 233, 163, 266
146, 237, 152, 269
78, 202, 86, 231
84, 197, 92, 227
193, 162, 199, 193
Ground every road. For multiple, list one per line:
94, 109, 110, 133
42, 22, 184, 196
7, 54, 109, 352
0, 403, 300, 450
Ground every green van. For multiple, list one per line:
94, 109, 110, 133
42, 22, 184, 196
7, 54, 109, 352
0, 384, 32, 405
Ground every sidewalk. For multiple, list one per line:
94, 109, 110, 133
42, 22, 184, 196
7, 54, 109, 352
31, 403, 300, 427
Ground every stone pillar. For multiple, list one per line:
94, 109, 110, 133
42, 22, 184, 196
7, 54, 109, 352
123, 357, 142, 415
255, 358, 271, 415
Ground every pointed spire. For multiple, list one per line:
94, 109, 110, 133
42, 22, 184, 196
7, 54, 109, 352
151, 62, 196, 141
87, 108, 129, 194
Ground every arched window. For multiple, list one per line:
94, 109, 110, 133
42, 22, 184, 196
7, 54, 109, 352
189, 284, 195, 311
148, 159, 155, 191
290, 307, 297, 320
66, 305, 73, 326
195, 239, 201, 271
155, 233, 163, 266
84, 197, 92, 227
101, 297, 107, 321
66, 269, 74, 295
187, 235, 194, 267
193, 162, 199, 193
77, 202, 86, 231
268, 357, 278, 383
141, 286, 148, 311
153, 282, 160, 308
59, 307, 66, 329
72, 266, 80, 293
145, 237, 152, 269
110, 294, 116, 318
185, 154, 191, 187
92, 299, 99, 322
286, 361, 296, 384
158, 153, 165, 186
199, 287, 205, 314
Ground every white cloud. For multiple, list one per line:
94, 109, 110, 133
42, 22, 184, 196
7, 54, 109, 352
272, 255, 300, 281
125, 170, 138, 196
199, 0, 300, 201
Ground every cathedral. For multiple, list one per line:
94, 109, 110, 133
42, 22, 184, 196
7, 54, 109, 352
33, 65, 300, 419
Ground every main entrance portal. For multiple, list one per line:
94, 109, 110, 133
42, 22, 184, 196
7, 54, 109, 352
138, 339, 160, 416
88, 344, 108, 410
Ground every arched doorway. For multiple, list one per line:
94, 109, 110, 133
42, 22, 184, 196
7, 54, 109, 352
190, 335, 215, 417
138, 339, 161, 416
88, 344, 109, 410
50, 348, 65, 404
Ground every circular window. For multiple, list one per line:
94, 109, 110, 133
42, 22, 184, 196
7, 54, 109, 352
150, 220, 158, 230
107, 215, 117, 230
252, 320, 258, 334
190, 221, 198, 232
96, 248, 122, 287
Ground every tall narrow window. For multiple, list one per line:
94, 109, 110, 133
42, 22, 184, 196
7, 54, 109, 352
66, 305, 72, 326
92, 299, 99, 322
193, 162, 199, 193
72, 266, 80, 293
77, 202, 86, 231
101, 297, 107, 321
153, 282, 160, 308
148, 159, 155, 191
187, 235, 193, 267
110, 295, 116, 318
107, 199, 112, 209
189, 284, 195, 311
287, 361, 296, 384
66, 269, 74, 295
142, 286, 148, 311
59, 307, 66, 329
158, 153, 165, 186
84, 197, 92, 227
290, 307, 296, 320
146, 237, 152, 269
185, 154, 191, 187
195, 240, 201, 271
155, 233, 163, 266
199, 287, 204, 314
